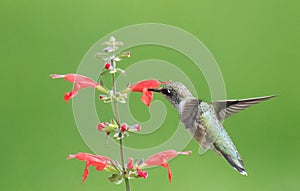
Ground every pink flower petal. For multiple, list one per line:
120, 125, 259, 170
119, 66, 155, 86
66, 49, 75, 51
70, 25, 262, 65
64, 90, 78, 102
144, 150, 178, 166
141, 88, 153, 107
51, 73, 99, 102
64, 74, 99, 88
167, 165, 172, 182
130, 80, 162, 92
82, 163, 89, 183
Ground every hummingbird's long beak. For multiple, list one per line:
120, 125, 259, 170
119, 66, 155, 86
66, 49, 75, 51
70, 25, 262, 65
148, 88, 161, 92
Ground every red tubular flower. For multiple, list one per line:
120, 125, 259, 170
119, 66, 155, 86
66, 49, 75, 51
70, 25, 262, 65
143, 150, 191, 182
50, 74, 103, 102
67, 152, 112, 183
50, 74, 99, 102
130, 79, 170, 106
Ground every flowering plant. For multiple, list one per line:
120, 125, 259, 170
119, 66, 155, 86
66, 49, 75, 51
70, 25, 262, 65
51, 37, 191, 190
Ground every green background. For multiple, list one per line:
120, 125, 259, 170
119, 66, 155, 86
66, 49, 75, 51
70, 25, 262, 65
1, 0, 299, 191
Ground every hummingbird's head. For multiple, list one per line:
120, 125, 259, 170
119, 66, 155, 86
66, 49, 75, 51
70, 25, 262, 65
149, 82, 193, 107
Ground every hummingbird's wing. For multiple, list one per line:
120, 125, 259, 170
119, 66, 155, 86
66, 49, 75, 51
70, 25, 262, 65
178, 98, 218, 153
178, 98, 202, 128
211, 95, 276, 121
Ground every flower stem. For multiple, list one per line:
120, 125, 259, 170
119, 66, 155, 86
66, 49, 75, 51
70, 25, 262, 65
111, 59, 131, 191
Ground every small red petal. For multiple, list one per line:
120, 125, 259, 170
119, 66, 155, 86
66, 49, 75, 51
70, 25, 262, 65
82, 163, 89, 183
141, 88, 153, 107
167, 166, 172, 182
161, 162, 172, 182
136, 124, 141, 132
64, 92, 72, 102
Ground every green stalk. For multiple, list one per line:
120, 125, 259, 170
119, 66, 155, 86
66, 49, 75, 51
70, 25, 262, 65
111, 59, 131, 191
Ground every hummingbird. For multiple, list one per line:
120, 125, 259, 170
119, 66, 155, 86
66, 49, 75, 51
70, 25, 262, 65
149, 82, 275, 175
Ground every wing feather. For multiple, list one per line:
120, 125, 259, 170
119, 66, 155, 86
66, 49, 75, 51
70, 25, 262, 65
211, 95, 276, 121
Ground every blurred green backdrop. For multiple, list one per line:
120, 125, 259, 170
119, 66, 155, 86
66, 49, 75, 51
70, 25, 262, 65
1, 0, 299, 191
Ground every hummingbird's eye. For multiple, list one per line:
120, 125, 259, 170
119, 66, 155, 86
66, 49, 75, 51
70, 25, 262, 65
162, 88, 172, 95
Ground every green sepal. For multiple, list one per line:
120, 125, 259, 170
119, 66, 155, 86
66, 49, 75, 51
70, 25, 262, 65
96, 85, 109, 94
104, 164, 119, 173
108, 174, 123, 184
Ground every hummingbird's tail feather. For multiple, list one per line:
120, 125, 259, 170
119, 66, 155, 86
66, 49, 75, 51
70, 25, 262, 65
221, 152, 247, 176
213, 144, 248, 176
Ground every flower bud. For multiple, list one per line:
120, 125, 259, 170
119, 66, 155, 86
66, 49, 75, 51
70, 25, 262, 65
137, 168, 148, 179
97, 123, 105, 131
127, 157, 134, 169
96, 85, 109, 94
105, 63, 111, 69
121, 124, 127, 132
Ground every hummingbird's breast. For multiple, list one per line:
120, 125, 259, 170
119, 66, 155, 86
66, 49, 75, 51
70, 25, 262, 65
198, 102, 224, 145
